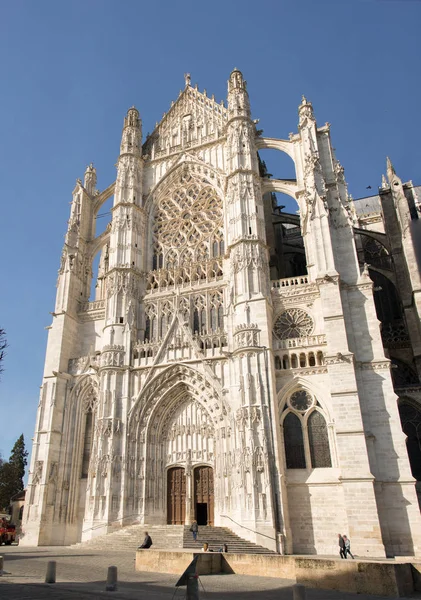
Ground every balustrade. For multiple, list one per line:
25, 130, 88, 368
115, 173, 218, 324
133, 330, 227, 366
272, 275, 309, 289
146, 258, 223, 294
78, 299, 106, 312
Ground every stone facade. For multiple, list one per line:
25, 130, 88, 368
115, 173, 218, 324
22, 70, 421, 557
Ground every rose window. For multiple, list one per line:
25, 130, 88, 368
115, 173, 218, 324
153, 177, 223, 265
273, 308, 313, 340
289, 390, 313, 412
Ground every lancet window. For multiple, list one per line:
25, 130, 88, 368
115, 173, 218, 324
281, 390, 332, 469
81, 391, 97, 478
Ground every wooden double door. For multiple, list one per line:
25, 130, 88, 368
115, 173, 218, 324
167, 465, 214, 525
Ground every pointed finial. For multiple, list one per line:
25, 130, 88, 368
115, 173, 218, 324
184, 73, 191, 88
381, 174, 388, 188
302, 95, 307, 104
386, 156, 395, 178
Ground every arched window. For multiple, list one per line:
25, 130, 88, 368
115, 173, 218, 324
81, 409, 94, 478
217, 305, 224, 329
275, 356, 281, 370
193, 308, 200, 334
210, 307, 217, 331
282, 390, 333, 470
283, 412, 306, 469
308, 411, 332, 468
144, 317, 150, 342
200, 308, 206, 334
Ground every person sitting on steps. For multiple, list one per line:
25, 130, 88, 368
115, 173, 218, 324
138, 531, 152, 549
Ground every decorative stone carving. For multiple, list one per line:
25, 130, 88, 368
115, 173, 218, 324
234, 323, 260, 349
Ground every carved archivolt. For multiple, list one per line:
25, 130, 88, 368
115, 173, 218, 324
129, 364, 228, 437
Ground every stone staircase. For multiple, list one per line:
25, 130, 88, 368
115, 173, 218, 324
71, 524, 275, 554
71, 524, 185, 551
183, 525, 275, 554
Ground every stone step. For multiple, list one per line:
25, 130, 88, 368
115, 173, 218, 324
182, 525, 275, 554
71, 523, 275, 554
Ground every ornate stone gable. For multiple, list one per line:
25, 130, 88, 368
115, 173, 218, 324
143, 83, 228, 159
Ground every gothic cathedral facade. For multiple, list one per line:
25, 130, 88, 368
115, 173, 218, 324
23, 70, 421, 557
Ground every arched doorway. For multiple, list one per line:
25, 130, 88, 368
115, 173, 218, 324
167, 467, 186, 524
194, 466, 214, 525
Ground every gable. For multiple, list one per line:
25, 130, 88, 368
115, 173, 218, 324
143, 84, 228, 159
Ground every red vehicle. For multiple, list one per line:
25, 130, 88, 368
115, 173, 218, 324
0, 517, 16, 545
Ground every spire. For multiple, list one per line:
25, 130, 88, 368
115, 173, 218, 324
298, 95, 315, 128
228, 68, 247, 93
84, 163, 97, 195
184, 73, 191, 88
227, 68, 250, 118
386, 156, 396, 182
120, 106, 142, 155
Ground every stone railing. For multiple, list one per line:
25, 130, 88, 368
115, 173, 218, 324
272, 276, 309, 289
78, 299, 105, 313
146, 258, 223, 294
277, 334, 326, 349
133, 330, 228, 366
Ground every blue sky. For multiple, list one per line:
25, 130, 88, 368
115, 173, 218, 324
0, 0, 420, 462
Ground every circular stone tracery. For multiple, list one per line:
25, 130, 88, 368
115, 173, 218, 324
289, 390, 314, 412
273, 308, 314, 340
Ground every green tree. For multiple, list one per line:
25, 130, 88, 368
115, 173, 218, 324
0, 435, 28, 510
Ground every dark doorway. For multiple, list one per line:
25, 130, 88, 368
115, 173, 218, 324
167, 467, 186, 525
196, 503, 208, 526
194, 466, 214, 525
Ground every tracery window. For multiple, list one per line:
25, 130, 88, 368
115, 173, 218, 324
81, 408, 94, 478
151, 171, 224, 273
283, 412, 306, 469
398, 400, 421, 481
362, 237, 391, 271
145, 304, 157, 342
391, 359, 419, 388
274, 309, 314, 340
281, 390, 332, 469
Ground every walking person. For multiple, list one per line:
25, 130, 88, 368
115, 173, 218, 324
190, 520, 198, 542
338, 533, 346, 559
343, 535, 354, 559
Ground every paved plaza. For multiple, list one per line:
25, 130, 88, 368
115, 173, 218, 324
0, 545, 420, 599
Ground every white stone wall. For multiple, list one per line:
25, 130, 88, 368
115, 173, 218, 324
22, 72, 421, 558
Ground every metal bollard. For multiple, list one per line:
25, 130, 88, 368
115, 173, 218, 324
186, 573, 199, 600
0, 555, 3, 576
292, 583, 306, 600
45, 561, 56, 584
105, 565, 118, 591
